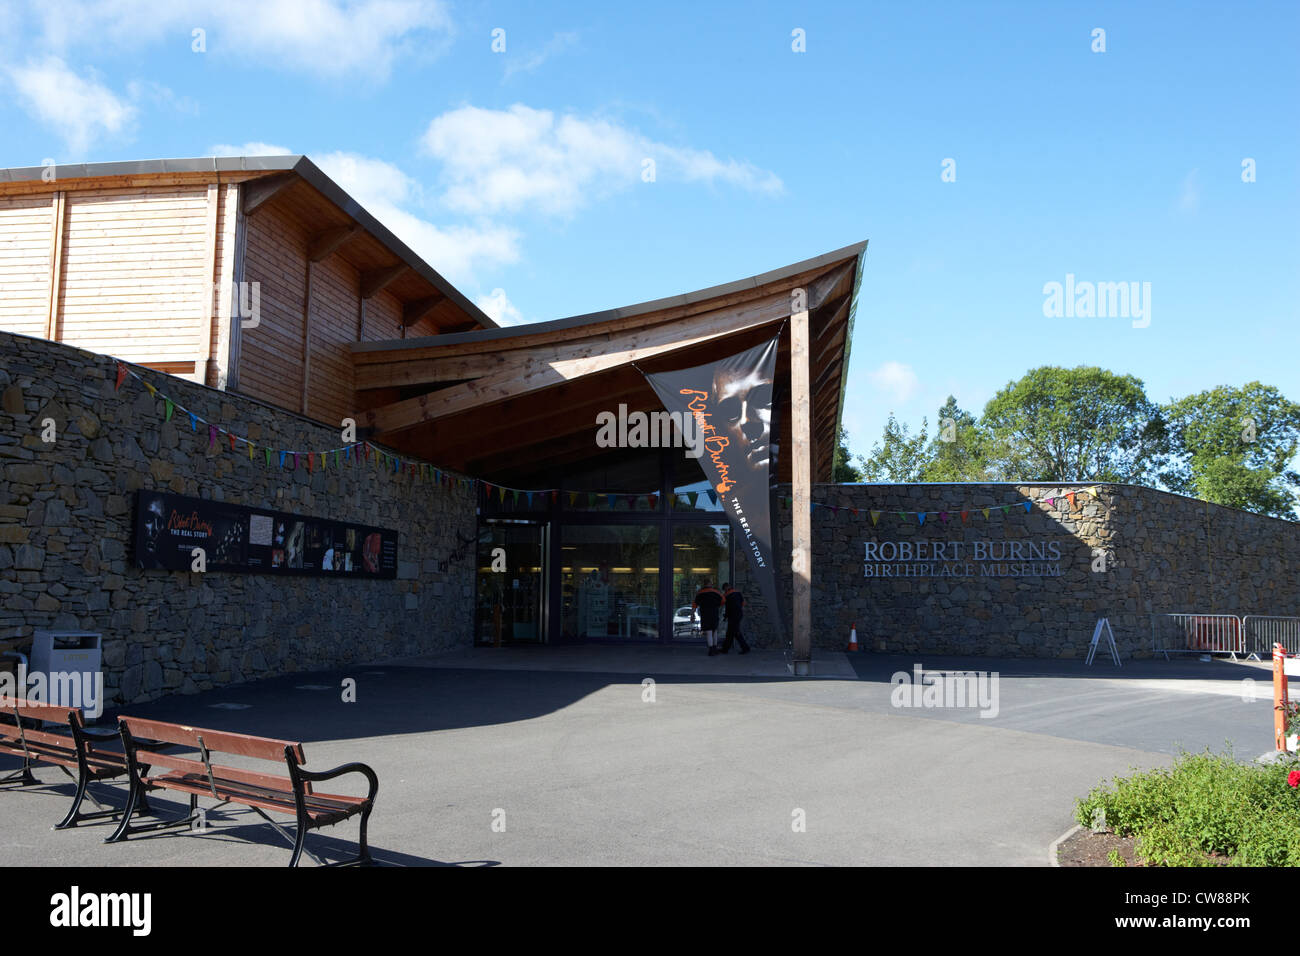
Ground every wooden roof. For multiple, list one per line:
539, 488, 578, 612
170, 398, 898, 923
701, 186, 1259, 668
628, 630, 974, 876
0, 155, 497, 334
350, 242, 867, 486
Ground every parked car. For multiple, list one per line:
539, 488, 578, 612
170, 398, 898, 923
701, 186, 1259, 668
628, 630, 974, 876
673, 605, 700, 638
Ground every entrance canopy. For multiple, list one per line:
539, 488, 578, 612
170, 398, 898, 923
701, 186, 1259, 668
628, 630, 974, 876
350, 242, 867, 488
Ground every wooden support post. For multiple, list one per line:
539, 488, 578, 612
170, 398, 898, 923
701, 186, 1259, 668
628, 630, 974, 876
791, 306, 813, 674
226, 184, 248, 392
200, 183, 220, 386
44, 191, 66, 341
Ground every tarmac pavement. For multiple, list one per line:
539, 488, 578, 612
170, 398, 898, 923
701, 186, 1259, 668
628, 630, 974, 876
0, 647, 1287, 866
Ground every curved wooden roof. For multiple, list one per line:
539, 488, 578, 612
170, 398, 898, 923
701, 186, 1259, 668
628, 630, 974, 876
351, 241, 867, 485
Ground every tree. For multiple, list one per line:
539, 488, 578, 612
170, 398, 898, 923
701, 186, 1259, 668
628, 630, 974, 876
1162, 383, 1300, 518
832, 427, 862, 482
919, 396, 991, 481
981, 366, 1166, 482
859, 413, 932, 482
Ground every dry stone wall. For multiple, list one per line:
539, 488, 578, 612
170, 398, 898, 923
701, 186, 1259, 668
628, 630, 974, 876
0, 330, 476, 705
735, 483, 1300, 659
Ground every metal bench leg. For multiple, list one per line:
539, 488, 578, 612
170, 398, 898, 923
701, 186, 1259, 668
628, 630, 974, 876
356, 803, 374, 865
54, 771, 90, 830
104, 778, 142, 843
289, 822, 307, 868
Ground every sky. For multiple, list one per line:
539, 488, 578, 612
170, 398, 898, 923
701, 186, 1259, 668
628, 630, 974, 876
1, 0, 1297, 460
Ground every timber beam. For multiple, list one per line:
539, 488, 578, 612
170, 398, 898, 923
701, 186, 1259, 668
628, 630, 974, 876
240, 173, 297, 215
308, 223, 363, 262
360, 264, 408, 299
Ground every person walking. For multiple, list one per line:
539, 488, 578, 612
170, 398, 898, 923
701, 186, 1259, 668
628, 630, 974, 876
718, 583, 750, 654
692, 581, 725, 656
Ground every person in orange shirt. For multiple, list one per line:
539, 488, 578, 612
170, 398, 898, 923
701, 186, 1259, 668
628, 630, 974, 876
693, 582, 725, 656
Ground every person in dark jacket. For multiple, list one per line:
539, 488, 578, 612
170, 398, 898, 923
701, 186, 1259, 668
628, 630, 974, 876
718, 583, 750, 654
692, 582, 725, 656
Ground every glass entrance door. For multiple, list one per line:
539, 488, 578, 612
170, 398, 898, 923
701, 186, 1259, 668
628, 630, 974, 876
671, 524, 731, 643
475, 521, 546, 645
559, 524, 660, 641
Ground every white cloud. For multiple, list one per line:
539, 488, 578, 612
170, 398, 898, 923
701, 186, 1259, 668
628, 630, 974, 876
210, 141, 296, 157
312, 151, 521, 286
502, 31, 578, 81
19, 0, 452, 81
866, 361, 920, 404
126, 80, 199, 117
476, 288, 525, 326
6, 57, 136, 153
420, 104, 783, 216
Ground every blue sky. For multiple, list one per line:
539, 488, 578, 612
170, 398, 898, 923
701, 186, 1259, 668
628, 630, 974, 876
2, 0, 1296, 460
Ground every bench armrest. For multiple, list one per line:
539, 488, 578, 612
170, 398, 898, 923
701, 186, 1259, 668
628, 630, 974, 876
298, 762, 379, 804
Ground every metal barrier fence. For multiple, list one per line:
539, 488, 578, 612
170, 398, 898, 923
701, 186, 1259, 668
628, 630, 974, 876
1151, 613, 1246, 660
1244, 616, 1300, 658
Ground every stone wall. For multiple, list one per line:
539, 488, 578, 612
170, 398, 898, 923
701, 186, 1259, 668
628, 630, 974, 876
0, 330, 477, 705
735, 483, 1300, 659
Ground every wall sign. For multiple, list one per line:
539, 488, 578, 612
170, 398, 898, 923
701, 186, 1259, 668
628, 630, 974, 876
864, 538, 1064, 578
133, 490, 398, 578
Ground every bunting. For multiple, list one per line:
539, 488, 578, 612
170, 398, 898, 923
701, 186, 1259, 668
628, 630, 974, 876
105, 358, 1112, 519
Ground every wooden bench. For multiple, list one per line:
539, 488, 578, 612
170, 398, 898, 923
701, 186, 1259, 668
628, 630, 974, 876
107, 716, 378, 866
0, 696, 131, 829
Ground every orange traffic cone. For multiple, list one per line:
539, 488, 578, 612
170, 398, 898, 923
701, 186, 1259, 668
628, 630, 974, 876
847, 623, 859, 652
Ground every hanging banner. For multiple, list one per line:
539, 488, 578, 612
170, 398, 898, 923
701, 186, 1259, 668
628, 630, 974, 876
133, 490, 398, 578
643, 335, 785, 642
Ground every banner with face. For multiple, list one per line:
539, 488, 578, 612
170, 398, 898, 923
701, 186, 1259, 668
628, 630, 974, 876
643, 335, 785, 643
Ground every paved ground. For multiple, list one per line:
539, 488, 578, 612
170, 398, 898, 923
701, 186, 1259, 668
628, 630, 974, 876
1, 647, 1288, 866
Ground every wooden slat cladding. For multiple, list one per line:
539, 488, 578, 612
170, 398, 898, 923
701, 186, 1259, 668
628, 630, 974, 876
239, 200, 308, 412
58, 187, 210, 377
1, 164, 495, 426
238, 199, 377, 422
308, 254, 363, 425
0, 195, 55, 336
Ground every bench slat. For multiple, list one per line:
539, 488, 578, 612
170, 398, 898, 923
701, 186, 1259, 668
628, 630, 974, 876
146, 771, 365, 823
0, 697, 80, 724
119, 716, 306, 764
134, 751, 295, 792
0, 723, 83, 750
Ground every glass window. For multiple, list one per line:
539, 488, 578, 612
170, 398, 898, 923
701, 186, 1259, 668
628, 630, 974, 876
559, 525, 660, 640
475, 521, 545, 645
671, 524, 731, 640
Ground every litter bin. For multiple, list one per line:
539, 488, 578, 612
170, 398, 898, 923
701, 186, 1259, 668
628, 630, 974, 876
30, 630, 102, 721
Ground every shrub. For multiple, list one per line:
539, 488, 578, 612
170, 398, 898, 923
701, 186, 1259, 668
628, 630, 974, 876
1074, 750, 1300, 866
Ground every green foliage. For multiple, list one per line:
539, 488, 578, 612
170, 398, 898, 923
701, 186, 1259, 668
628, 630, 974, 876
850, 368, 1298, 520
1162, 383, 1300, 519
1074, 750, 1300, 866
831, 426, 862, 483
982, 366, 1166, 483
859, 413, 932, 482
919, 396, 991, 481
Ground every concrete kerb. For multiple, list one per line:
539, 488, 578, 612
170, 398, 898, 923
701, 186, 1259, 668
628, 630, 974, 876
1048, 824, 1082, 867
